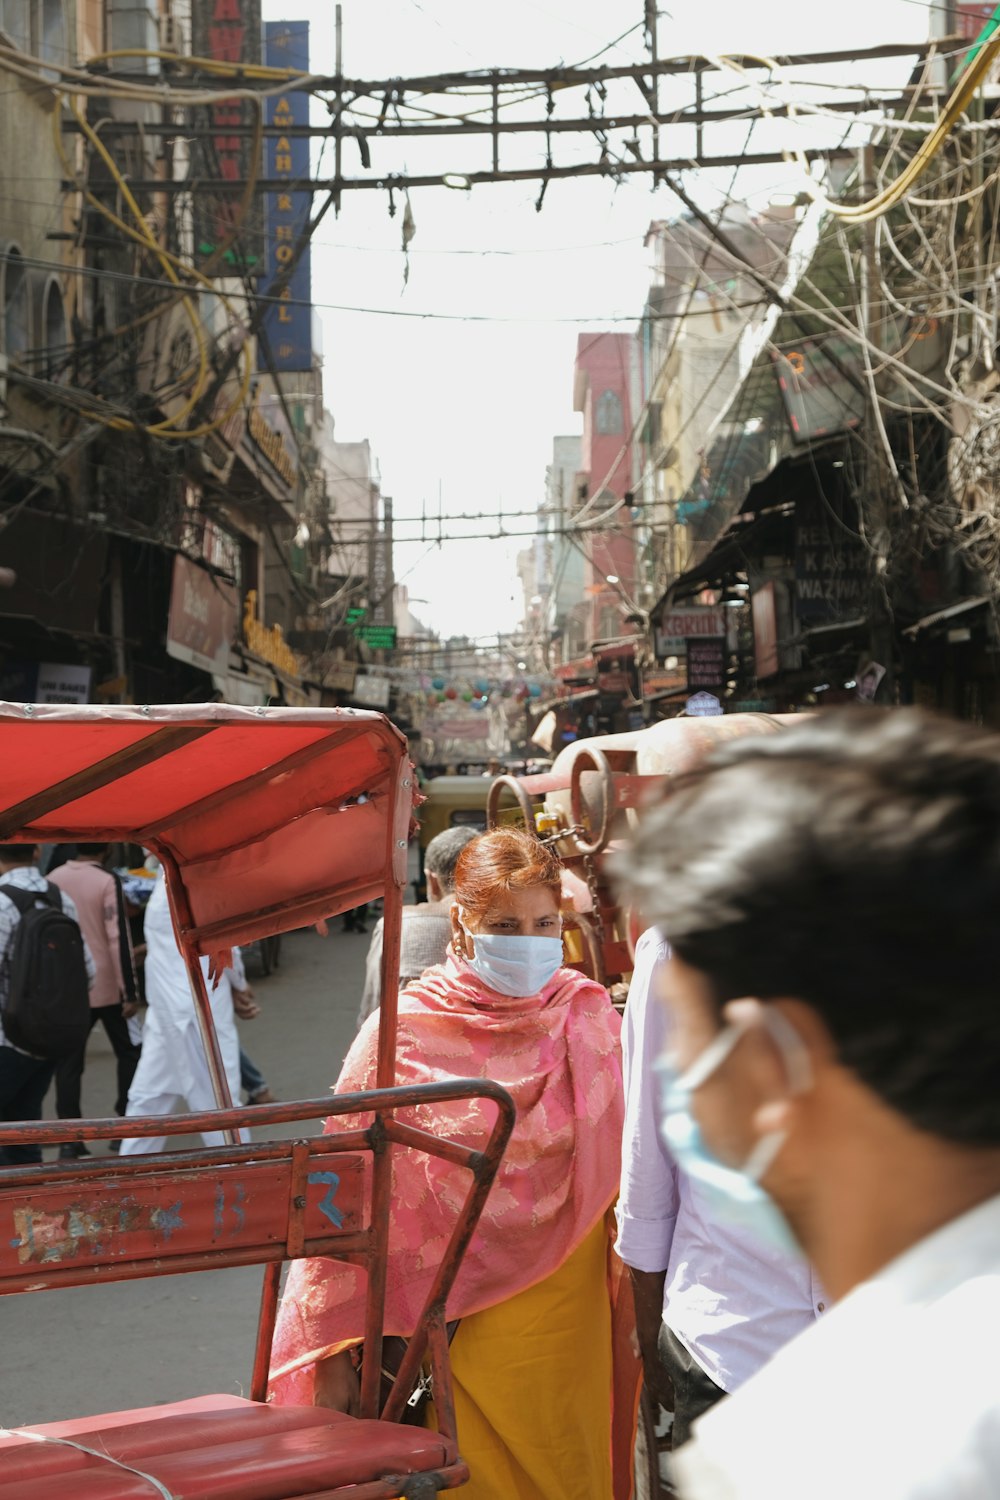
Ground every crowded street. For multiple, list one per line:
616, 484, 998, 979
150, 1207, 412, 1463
2, 2, 1000, 1497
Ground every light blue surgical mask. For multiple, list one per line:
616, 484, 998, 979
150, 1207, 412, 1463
656, 1008, 811, 1258
460, 925, 564, 998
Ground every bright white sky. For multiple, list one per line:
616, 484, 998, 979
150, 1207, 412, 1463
260, 0, 929, 639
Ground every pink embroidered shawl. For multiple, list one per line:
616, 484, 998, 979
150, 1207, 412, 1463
268, 954, 624, 1403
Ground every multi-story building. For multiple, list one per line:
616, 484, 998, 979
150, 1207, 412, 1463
571, 332, 639, 646
0, 1, 382, 710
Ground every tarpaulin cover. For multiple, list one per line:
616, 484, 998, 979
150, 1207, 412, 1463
0, 703, 413, 955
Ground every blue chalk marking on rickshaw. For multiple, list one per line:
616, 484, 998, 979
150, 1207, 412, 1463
150, 1203, 183, 1239
307, 1172, 343, 1227
232, 1184, 246, 1232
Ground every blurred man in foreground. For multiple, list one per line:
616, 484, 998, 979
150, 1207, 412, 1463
621, 709, 1000, 1500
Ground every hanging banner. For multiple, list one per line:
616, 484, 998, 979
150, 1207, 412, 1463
259, 21, 313, 372
191, 0, 263, 265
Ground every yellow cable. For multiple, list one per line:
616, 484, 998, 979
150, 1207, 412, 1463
65, 96, 210, 433
89, 47, 306, 84
56, 95, 254, 440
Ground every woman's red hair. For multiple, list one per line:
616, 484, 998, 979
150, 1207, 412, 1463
453, 828, 562, 923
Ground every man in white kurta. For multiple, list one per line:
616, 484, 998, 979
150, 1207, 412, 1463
119, 871, 247, 1153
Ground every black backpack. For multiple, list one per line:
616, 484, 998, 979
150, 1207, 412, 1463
0, 883, 91, 1059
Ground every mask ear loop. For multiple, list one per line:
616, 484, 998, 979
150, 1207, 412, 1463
743, 1006, 814, 1182
674, 1021, 748, 1093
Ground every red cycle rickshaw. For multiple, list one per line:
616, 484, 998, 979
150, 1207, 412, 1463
0, 702, 514, 1499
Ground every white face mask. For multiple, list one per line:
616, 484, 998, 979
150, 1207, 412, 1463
658, 1006, 812, 1258
458, 912, 563, 997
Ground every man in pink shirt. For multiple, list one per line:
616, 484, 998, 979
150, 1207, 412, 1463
49, 845, 140, 1158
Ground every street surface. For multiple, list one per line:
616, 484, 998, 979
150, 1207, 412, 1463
0, 922, 371, 1426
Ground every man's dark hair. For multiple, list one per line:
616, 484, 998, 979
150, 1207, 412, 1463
76, 844, 110, 858
424, 825, 478, 895
0, 844, 36, 865
620, 709, 1000, 1146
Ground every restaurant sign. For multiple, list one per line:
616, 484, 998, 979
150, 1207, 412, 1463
655, 607, 726, 656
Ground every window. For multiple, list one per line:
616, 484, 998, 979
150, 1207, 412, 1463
595, 389, 623, 435
39, 276, 68, 378
2, 248, 30, 361
0, 0, 65, 67
0, 0, 29, 51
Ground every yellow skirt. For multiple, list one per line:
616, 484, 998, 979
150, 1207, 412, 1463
433, 1217, 613, 1500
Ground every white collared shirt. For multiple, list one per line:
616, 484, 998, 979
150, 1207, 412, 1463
675, 1192, 1000, 1499
616, 928, 823, 1393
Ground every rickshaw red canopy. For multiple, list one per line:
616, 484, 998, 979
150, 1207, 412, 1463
0, 702, 413, 954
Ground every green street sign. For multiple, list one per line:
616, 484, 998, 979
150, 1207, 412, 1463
357, 625, 397, 649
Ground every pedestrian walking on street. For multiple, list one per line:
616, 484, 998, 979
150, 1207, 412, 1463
270, 829, 629, 1500
0, 844, 95, 1166
621, 709, 1000, 1500
49, 844, 141, 1158
119, 870, 247, 1154
357, 824, 477, 1027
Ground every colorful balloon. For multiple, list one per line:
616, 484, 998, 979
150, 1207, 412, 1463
432, 677, 446, 690
445, 687, 458, 700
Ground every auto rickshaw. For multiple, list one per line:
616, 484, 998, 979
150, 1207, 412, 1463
0, 702, 515, 1498
415, 774, 520, 898
487, 713, 800, 993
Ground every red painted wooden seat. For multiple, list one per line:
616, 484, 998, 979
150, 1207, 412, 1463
0, 1394, 457, 1498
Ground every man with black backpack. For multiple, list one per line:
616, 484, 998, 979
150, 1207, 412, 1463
0, 843, 95, 1166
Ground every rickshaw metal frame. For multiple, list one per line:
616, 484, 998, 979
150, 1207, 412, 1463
0, 702, 516, 1498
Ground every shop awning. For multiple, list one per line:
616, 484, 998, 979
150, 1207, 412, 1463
903, 597, 991, 639
660, 505, 792, 605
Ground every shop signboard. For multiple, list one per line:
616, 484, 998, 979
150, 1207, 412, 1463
794, 496, 867, 624
353, 674, 391, 709
644, 668, 686, 698
655, 606, 726, 656
35, 664, 92, 704
167, 554, 239, 676
191, 0, 263, 262
685, 692, 723, 717
259, 21, 313, 371
686, 636, 726, 692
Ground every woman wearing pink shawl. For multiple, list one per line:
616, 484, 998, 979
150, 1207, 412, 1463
268, 829, 630, 1500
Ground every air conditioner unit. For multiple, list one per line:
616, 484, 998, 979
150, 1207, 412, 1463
158, 14, 186, 56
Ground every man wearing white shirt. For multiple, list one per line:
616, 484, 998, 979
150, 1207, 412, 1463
621, 708, 1000, 1500
617, 927, 823, 1444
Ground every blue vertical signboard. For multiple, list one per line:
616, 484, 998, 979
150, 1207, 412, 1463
260, 21, 312, 372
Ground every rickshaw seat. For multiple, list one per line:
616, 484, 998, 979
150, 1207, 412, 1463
0, 1393, 458, 1497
